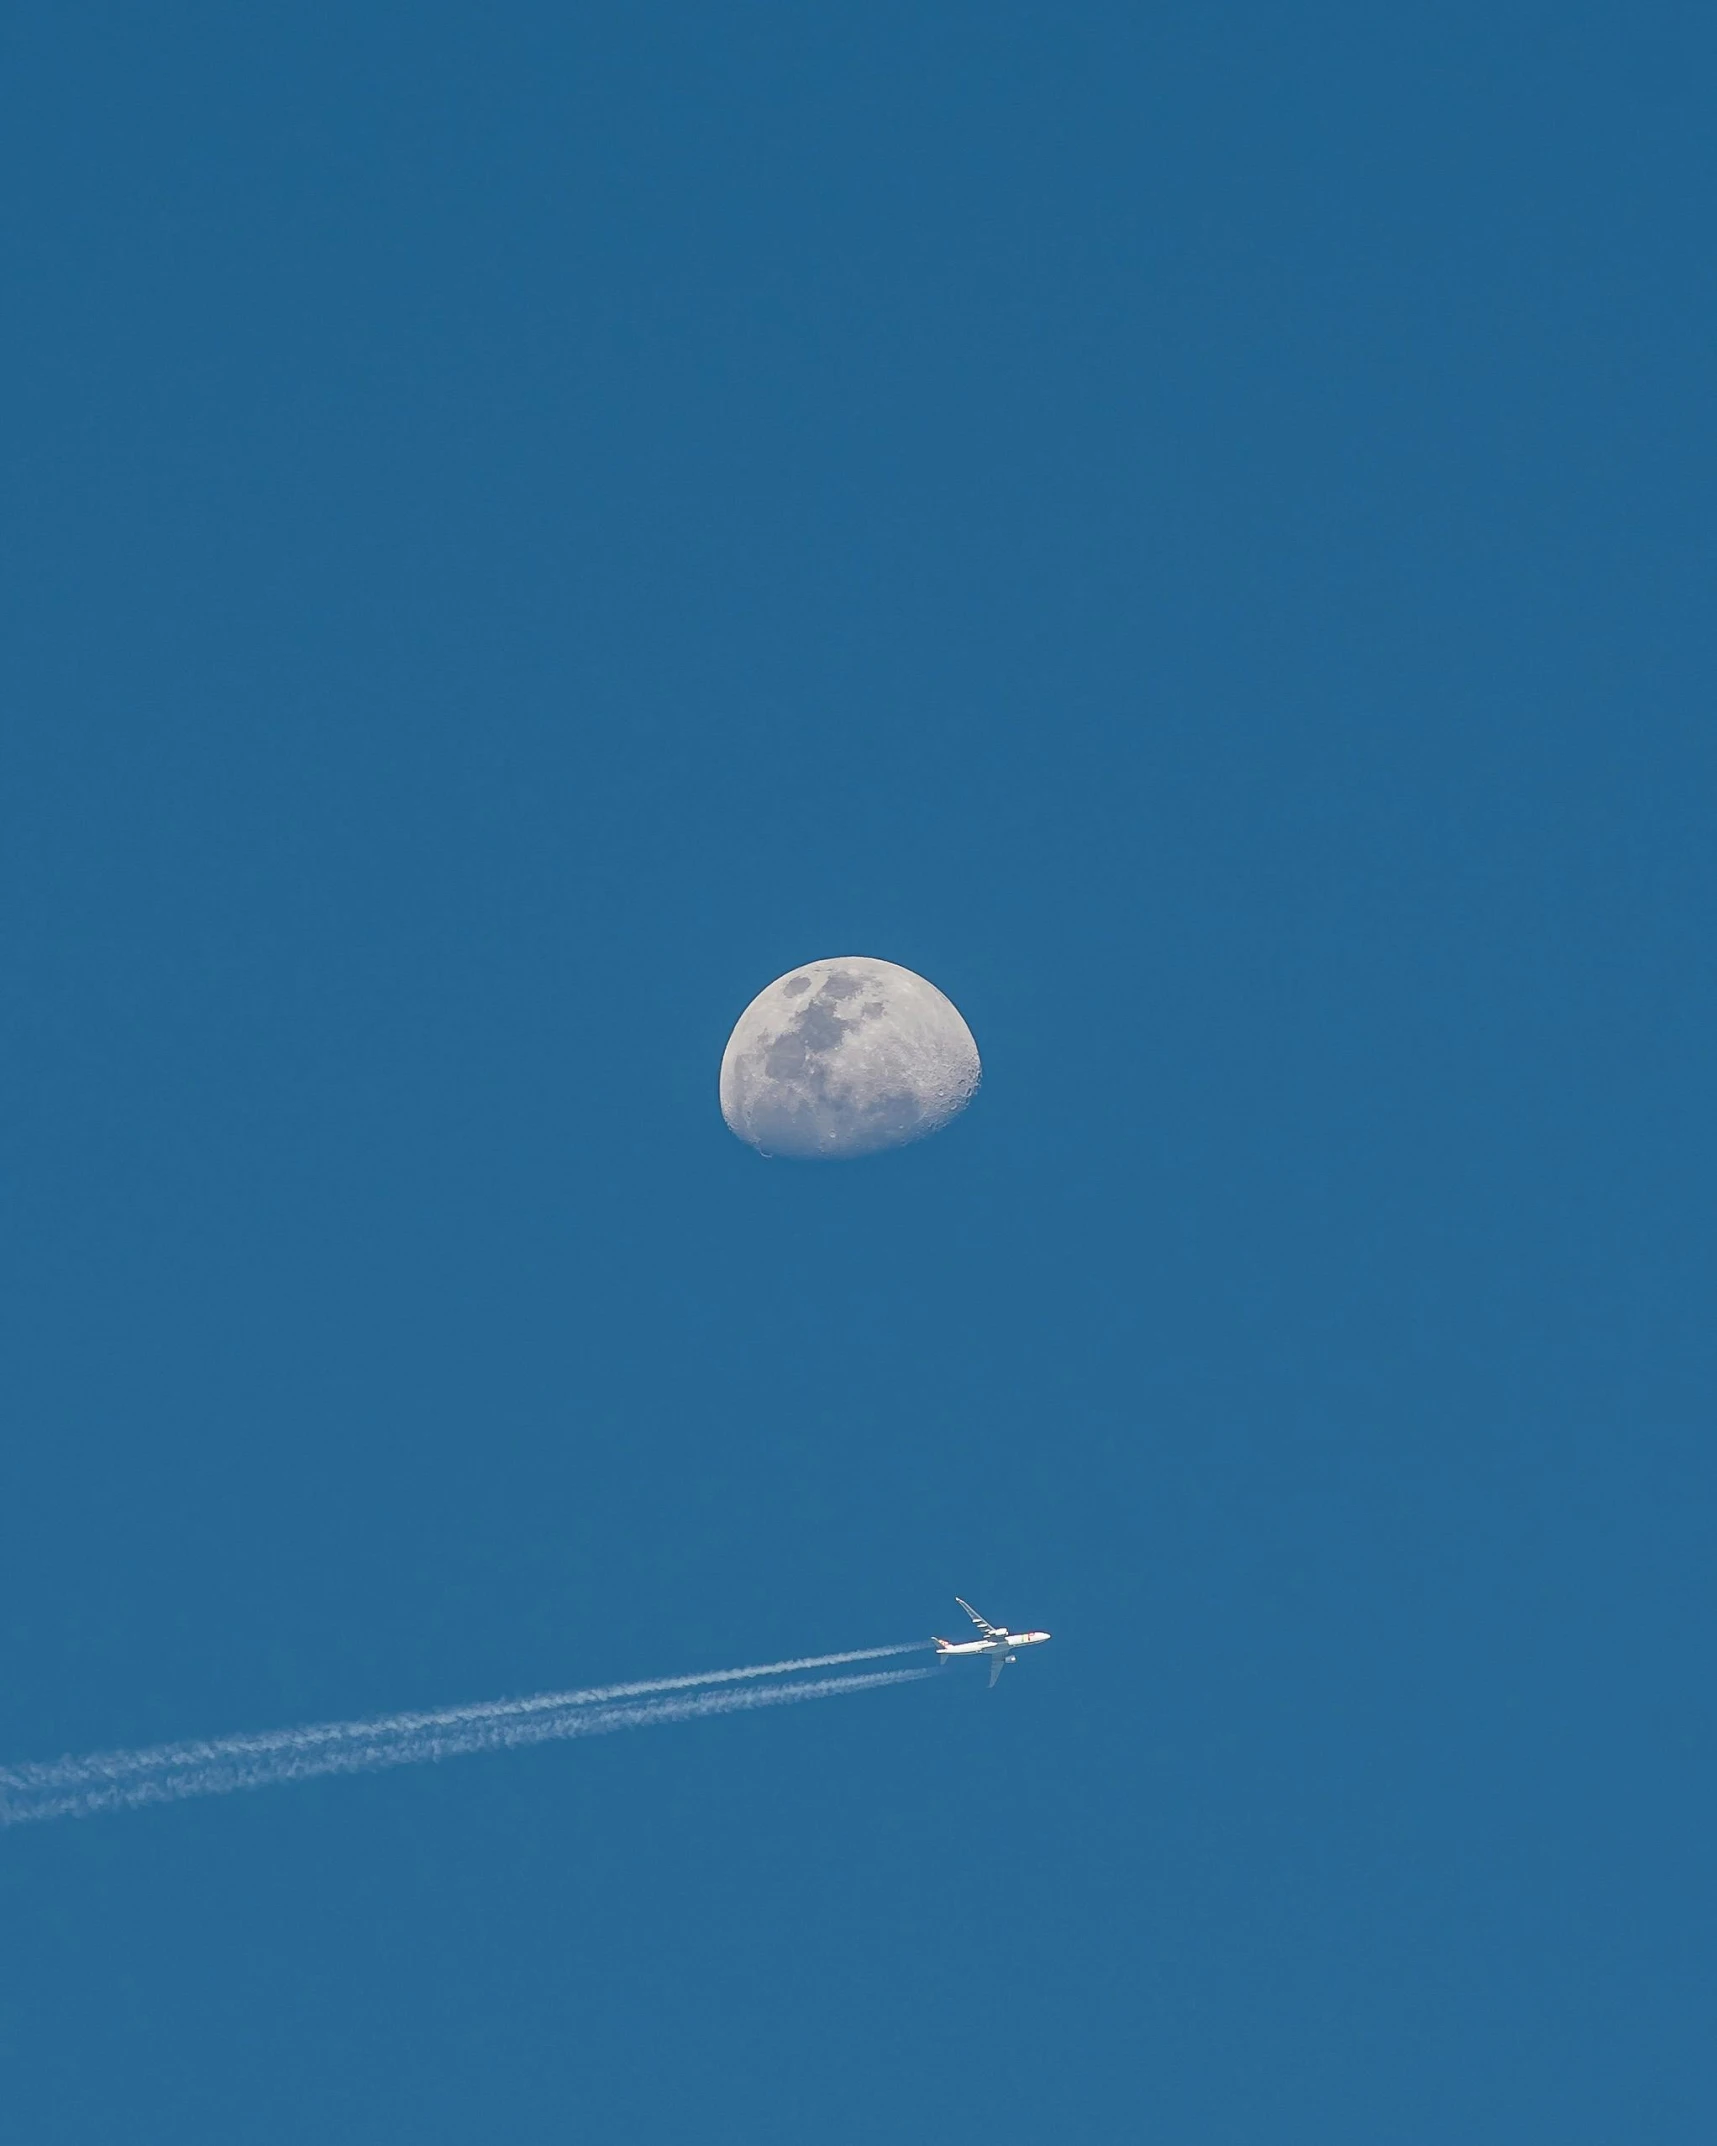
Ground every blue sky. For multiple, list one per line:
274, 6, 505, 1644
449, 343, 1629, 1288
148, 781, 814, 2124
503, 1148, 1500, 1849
3, 3, 1713, 2139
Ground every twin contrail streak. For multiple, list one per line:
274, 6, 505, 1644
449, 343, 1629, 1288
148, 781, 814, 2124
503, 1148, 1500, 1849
0, 1645, 935, 1828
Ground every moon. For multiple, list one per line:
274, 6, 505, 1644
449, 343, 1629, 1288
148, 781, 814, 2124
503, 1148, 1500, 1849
719, 957, 981, 1160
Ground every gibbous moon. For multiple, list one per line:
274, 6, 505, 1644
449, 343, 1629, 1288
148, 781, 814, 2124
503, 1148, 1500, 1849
720, 957, 981, 1160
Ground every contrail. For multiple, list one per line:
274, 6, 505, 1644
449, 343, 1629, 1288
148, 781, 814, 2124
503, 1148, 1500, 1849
0, 1646, 935, 1828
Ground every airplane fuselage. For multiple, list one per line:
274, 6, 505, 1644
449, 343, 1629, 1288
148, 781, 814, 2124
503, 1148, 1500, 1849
933, 1630, 1051, 1661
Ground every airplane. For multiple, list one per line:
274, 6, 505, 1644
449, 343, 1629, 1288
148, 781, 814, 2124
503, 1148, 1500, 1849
933, 1599, 1052, 1688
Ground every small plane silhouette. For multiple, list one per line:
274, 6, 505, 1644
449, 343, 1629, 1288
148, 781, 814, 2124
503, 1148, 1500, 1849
933, 1599, 1052, 1688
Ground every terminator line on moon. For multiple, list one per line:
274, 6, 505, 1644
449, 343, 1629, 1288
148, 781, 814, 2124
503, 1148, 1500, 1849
720, 957, 981, 1159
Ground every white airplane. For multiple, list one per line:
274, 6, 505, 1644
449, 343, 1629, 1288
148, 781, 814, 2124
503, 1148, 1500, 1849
934, 1599, 1052, 1688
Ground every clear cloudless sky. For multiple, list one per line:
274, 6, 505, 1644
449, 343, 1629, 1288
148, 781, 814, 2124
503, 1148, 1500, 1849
2, 5, 1713, 2140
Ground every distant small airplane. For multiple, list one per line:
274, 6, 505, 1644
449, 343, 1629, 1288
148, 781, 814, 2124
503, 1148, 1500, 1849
934, 1599, 1052, 1688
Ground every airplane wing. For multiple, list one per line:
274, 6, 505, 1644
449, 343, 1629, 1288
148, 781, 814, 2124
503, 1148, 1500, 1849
988, 1655, 1009, 1689
955, 1597, 1003, 1635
